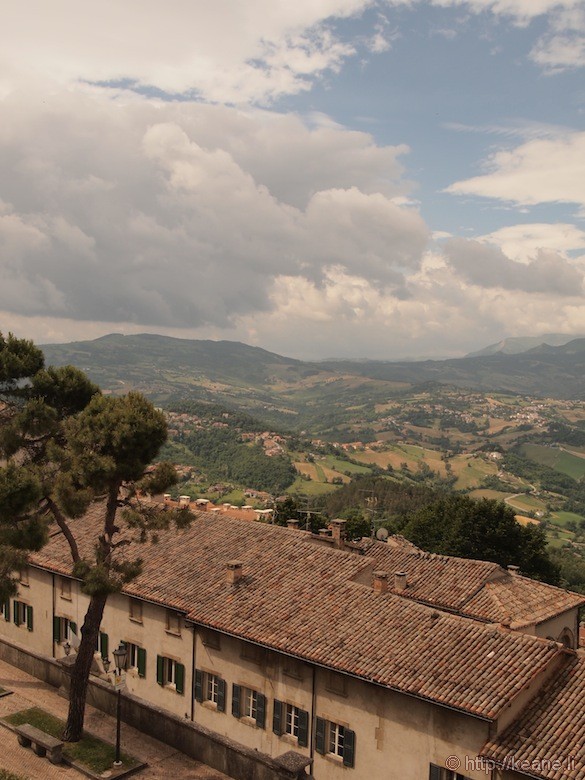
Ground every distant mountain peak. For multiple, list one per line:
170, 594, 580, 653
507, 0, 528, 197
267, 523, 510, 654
466, 334, 584, 358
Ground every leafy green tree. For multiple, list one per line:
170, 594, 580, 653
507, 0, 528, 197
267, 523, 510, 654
0, 334, 182, 742
402, 495, 559, 583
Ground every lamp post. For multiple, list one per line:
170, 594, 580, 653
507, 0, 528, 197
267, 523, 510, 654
111, 643, 127, 768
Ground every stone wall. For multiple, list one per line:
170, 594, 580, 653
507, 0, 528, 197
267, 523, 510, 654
0, 638, 311, 780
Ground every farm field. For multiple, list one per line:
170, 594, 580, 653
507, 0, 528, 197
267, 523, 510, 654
519, 443, 585, 480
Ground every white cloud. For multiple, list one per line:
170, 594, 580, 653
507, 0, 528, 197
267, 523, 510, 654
530, 7, 585, 71
445, 132, 585, 209
480, 223, 585, 261
1, 0, 372, 104
0, 85, 426, 333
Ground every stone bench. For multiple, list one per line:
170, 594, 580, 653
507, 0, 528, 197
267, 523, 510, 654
14, 723, 63, 764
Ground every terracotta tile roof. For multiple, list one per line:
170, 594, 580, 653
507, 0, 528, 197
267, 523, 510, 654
356, 539, 585, 626
31, 509, 567, 721
481, 653, 585, 779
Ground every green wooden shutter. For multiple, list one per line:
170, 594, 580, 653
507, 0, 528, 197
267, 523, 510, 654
429, 765, 442, 780
3, 600, 10, 622
26, 605, 33, 632
13, 601, 21, 626
272, 699, 283, 736
343, 728, 356, 768
256, 693, 266, 729
137, 647, 146, 678
217, 678, 226, 712
175, 663, 185, 695
194, 669, 203, 702
53, 616, 60, 642
70, 621, 77, 636
100, 632, 109, 660
315, 717, 326, 754
156, 655, 164, 685
298, 709, 309, 747
232, 684, 241, 718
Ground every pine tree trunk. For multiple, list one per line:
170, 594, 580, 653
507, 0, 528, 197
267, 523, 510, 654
62, 592, 108, 742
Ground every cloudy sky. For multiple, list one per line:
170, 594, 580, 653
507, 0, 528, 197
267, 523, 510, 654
1, 0, 585, 359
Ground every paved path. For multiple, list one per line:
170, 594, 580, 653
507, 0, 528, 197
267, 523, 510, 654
0, 657, 229, 780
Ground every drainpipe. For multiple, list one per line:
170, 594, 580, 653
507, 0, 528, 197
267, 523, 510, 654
51, 573, 56, 658
310, 664, 316, 765
190, 625, 196, 722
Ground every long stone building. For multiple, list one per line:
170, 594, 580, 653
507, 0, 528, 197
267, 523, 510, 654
1, 504, 584, 780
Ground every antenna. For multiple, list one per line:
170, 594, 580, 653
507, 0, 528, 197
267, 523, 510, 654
359, 488, 379, 540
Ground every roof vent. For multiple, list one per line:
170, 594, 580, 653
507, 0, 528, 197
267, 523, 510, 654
394, 571, 407, 591
507, 565, 520, 574
226, 560, 243, 585
373, 571, 388, 595
179, 495, 191, 508
287, 519, 300, 530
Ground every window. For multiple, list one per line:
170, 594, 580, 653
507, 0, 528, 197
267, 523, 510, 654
316, 717, 355, 768
201, 629, 220, 650
272, 700, 309, 747
326, 671, 347, 697
231, 684, 266, 728
53, 616, 77, 644
13, 601, 33, 631
129, 598, 143, 623
1, 600, 10, 622
96, 631, 109, 660
429, 765, 471, 780
240, 643, 264, 664
60, 578, 71, 600
194, 669, 225, 711
125, 642, 147, 677
156, 655, 185, 694
18, 568, 29, 587
166, 610, 181, 635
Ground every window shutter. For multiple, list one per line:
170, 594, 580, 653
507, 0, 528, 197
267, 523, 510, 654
137, 647, 146, 678
156, 655, 164, 685
232, 684, 241, 718
13, 601, 21, 626
70, 621, 77, 636
429, 765, 442, 780
3, 601, 10, 622
175, 663, 185, 694
217, 677, 226, 712
315, 717, 326, 755
53, 616, 60, 642
256, 693, 266, 729
272, 699, 283, 736
26, 605, 33, 632
298, 709, 309, 747
195, 669, 203, 702
100, 632, 109, 660
343, 728, 356, 768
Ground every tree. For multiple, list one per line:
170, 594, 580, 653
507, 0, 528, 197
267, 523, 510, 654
0, 333, 183, 741
402, 495, 560, 583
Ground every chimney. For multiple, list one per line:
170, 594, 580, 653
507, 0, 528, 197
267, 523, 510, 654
373, 571, 388, 594
394, 571, 407, 591
163, 493, 172, 504
318, 528, 331, 537
226, 560, 243, 585
179, 495, 191, 508
507, 565, 520, 575
330, 519, 347, 549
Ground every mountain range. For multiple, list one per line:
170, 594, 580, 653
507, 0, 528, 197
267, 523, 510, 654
41, 333, 585, 430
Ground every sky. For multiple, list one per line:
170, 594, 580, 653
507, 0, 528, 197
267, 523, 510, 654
1, 0, 585, 360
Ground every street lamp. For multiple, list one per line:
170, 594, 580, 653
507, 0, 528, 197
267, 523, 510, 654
112, 643, 127, 768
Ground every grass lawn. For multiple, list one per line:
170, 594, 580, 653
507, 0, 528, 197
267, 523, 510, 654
551, 510, 585, 528
286, 476, 337, 496
505, 494, 547, 513
519, 443, 585, 480
0, 771, 29, 780
321, 455, 372, 475
5, 707, 138, 774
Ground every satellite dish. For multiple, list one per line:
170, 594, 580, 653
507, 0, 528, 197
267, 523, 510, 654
376, 527, 389, 541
